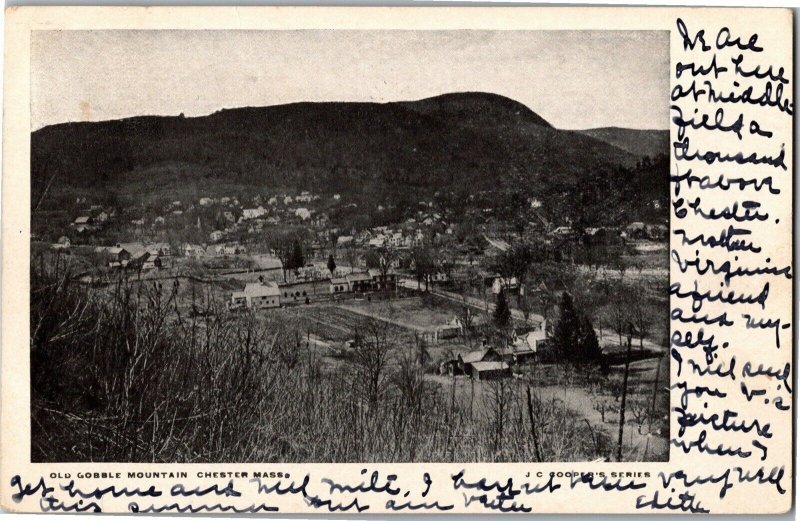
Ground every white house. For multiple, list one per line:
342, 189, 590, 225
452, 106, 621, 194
492, 276, 520, 294
184, 244, 205, 258
147, 242, 172, 257
243, 206, 267, 220
330, 277, 349, 294
231, 282, 280, 309
337, 235, 354, 247
295, 208, 311, 220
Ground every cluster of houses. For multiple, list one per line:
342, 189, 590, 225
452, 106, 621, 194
71, 205, 116, 234
93, 242, 172, 270
336, 226, 428, 250
438, 320, 549, 380
228, 269, 399, 310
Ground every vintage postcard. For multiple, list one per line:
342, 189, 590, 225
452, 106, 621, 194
1, 5, 793, 515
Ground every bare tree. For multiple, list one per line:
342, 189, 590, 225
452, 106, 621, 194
484, 378, 513, 457
630, 275, 651, 351
347, 319, 397, 404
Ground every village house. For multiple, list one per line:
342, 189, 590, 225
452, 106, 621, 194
440, 347, 507, 377
104, 245, 131, 268
231, 282, 281, 310
221, 244, 246, 255
413, 229, 425, 246
295, 208, 311, 220
283, 195, 293, 205
128, 251, 162, 271
153, 216, 166, 226
183, 244, 205, 258
72, 215, 93, 228
330, 276, 349, 294
336, 235, 354, 248
457, 347, 501, 367
499, 322, 548, 365
367, 268, 397, 290
210, 230, 225, 242
491, 276, 520, 295
242, 206, 267, 220
295, 191, 313, 203
346, 272, 372, 293
367, 235, 386, 248
199, 197, 213, 206
147, 242, 172, 257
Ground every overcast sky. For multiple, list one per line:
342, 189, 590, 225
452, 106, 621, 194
31, 30, 668, 131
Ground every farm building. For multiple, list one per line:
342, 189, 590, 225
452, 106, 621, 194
469, 361, 512, 381
97, 245, 131, 268
457, 348, 502, 375
230, 282, 281, 310
128, 251, 162, 271
279, 280, 326, 303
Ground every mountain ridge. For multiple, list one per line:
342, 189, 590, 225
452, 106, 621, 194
31, 92, 667, 226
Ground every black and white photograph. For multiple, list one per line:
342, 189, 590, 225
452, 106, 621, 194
29, 29, 671, 464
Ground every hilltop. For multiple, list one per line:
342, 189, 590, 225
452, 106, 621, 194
31, 92, 667, 225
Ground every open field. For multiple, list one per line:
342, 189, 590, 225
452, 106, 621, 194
340, 295, 465, 332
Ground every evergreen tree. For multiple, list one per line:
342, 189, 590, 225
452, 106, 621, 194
327, 253, 337, 275
493, 290, 511, 329
551, 292, 603, 367
289, 240, 304, 271
552, 292, 580, 360
577, 315, 602, 364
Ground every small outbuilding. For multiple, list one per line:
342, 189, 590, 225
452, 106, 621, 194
469, 361, 512, 381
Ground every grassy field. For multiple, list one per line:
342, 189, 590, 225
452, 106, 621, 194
340, 295, 465, 331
